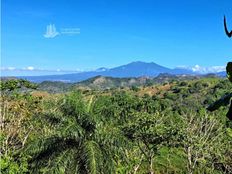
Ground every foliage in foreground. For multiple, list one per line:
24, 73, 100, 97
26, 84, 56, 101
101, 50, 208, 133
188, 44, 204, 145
0, 78, 232, 173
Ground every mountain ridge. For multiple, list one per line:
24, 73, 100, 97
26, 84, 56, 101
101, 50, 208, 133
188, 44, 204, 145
18, 61, 225, 83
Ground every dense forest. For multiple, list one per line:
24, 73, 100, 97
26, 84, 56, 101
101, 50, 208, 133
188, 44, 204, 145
1, 77, 232, 173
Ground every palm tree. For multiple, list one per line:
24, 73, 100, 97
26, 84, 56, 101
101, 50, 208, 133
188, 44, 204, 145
24, 91, 115, 173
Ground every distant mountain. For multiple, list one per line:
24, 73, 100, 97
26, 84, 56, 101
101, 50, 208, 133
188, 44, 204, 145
95, 67, 108, 72
171, 67, 194, 75
216, 71, 226, 77
107, 61, 172, 77
19, 61, 222, 83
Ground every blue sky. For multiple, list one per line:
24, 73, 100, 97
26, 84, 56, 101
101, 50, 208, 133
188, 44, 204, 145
1, 0, 232, 76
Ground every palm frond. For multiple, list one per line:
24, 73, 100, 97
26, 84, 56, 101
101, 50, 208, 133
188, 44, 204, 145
58, 117, 85, 139
61, 91, 87, 117
33, 111, 63, 126
100, 147, 116, 174
79, 140, 103, 174
47, 149, 79, 174
24, 136, 78, 163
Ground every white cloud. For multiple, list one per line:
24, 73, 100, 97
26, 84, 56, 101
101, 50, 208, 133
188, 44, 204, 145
25, 66, 35, 71
191, 65, 200, 72
177, 65, 226, 74
44, 24, 59, 38
208, 66, 226, 73
0, 66, 84, 76
1, 67, 16, 71
0, 66, 84, 73
191, 65, 225, 73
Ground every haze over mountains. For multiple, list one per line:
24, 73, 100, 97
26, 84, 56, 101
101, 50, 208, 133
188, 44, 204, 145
12, 61, 226, 83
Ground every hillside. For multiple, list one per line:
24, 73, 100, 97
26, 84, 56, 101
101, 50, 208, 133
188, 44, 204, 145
1, 77, 232, 173
37, 81, 73, 93
3, 72, 223, 93
37, 73, 210, 92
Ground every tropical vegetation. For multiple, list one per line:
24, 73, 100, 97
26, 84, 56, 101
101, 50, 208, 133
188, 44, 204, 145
0, 77, 232, 173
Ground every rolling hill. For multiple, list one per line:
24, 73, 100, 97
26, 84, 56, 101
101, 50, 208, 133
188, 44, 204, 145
37, 73, 201, 92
